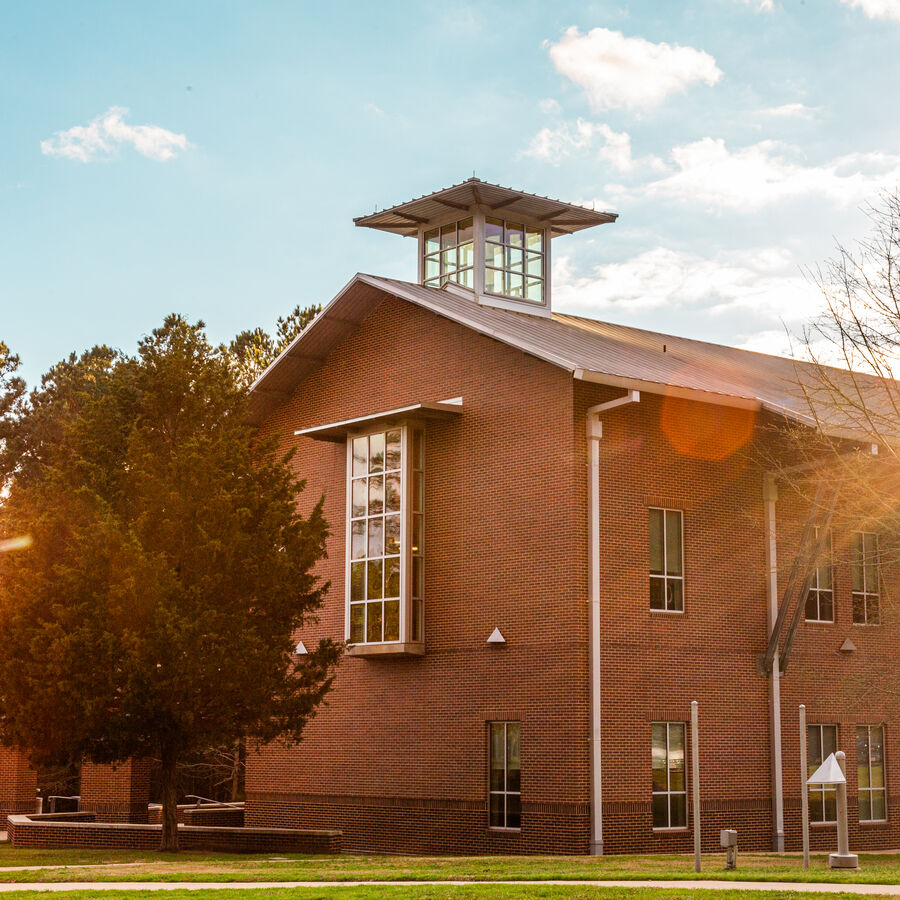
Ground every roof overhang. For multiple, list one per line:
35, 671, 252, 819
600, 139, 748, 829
296, 401, 463, 443
247, 273, 881, 446
354, 177, 617, 238
574, 368, 760, 412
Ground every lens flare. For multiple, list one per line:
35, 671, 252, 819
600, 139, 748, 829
0, 535, 33, 553
660, 394, 756, 461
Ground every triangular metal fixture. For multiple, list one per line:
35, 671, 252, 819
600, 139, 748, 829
839, 638, 857, 653
808, 752, 846, 786
487, 628, 505, 644
295, 641, 308, 655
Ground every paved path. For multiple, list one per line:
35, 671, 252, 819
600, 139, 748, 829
0, 881, 897, 894
0, 863, 148, 874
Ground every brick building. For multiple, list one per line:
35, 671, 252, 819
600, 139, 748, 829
242, 178, 900, 855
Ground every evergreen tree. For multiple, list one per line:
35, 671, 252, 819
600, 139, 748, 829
0, 317, 339, 850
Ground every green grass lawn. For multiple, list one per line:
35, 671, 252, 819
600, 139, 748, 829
0, 889, 891, 900
2, 847, 900, 887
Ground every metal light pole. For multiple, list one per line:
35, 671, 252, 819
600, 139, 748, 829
799, 705, 810, 869
691, 700, 701, 873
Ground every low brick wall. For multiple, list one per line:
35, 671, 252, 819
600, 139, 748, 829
7, 814, 340, 853
182, 805, 244, 828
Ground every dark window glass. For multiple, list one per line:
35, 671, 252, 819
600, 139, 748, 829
489, 722, 521, 829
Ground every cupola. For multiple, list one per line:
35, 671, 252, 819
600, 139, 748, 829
354, 177, 617, 317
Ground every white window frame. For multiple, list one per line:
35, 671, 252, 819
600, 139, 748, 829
805, 528, 834, 624
649, 507, 684, 613
652, 721, 688, 830
851, 531, 880, 626
345, 424, 421, 647
482, 216, 546, 307
808, 724, 838, 824
857, 724, 888, 823
422, 218, 474, 291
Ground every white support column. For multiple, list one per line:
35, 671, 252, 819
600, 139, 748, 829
764, 473, 785, 852
473, 210, 485, 297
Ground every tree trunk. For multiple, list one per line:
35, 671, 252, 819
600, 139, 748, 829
160, 746, 179, 852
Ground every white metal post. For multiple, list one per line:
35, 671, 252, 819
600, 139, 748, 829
829, 751, 858, 869
800, 705, 810, 869
691, 700, 701, 873
764, 474, 785, 852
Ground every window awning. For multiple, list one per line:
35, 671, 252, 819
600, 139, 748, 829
295, 400, 463, 443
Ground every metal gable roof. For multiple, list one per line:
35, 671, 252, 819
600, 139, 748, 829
353, 177, 617, 238
247, 273, 879, 441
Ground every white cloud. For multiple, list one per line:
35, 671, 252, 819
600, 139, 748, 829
547, 27, 722, 111
553, 246, 821, 324
538, 98, 562, 114
41, 107, 189, 163
521, 119, 652, 173
760, 102, 818, 118
615, 137, 900, 211
840, 0, 900, 21
738, 0, 775, 11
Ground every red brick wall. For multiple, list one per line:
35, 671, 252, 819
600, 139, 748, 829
576, 385, 779, 853
0, 747, 36, 827
80, 760, 151, 824
246, 293, 900, 855
776, 479, 900, 851
245, 296, 590, 854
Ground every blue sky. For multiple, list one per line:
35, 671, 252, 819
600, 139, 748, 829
3, 0, 900, 387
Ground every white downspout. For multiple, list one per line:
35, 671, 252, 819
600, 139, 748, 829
764, 473, 785, 852
587, 389, 639, 856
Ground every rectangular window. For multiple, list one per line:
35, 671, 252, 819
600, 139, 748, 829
808, 724, 838, 824
484, 217, 544, 305
489, 722, 521, 830
347, 426, 424, 645
805, 529, 834, 623
857, 725, 887, 822
652, 722, 687, 829
851, 532, 880, 625
423, 218, 474, 290
649, 508, 684, 612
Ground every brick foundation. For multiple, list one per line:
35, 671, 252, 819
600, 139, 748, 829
7, 813, 339, 853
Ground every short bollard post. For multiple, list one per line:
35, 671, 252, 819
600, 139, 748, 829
720, 829, 737, 870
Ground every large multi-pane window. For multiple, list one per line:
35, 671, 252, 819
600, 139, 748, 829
805, 528, 834, 623
808, 724, 838, 823
484, 218, 544, 304
347, 426, 424, 645
489, 722, 521, 830
649, 508, 684, 612
423, 219, 474, 290
857, 725, 887, 822
652, 722, 687, 829
851, 532, 880, 625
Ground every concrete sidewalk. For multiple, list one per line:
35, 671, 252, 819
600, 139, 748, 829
0, 880, 897, 894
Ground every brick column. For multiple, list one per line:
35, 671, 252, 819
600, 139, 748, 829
80, 759, 151, 823
0, 747, 37, 827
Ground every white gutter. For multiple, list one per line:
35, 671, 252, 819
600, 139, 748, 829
763, 473, 785, 852
586, 389, 640, 855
